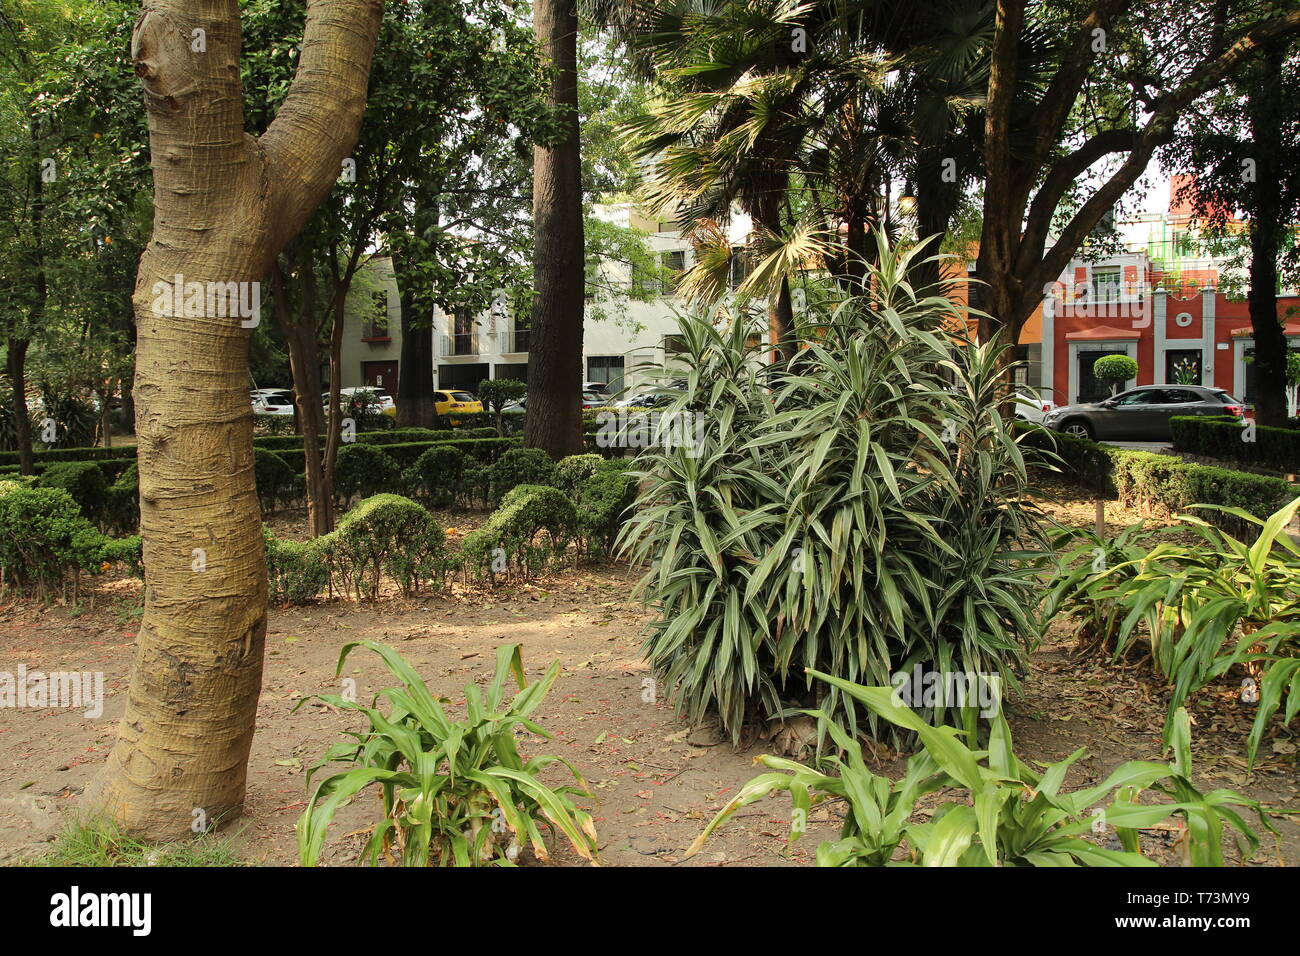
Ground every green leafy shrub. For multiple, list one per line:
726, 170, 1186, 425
1052, 495, 1300, 767
488, 447, 559, 503
477, 378, 527, 437
254, 448, 297, 514
576, 459, 636, 554
690, 672, 1267, 866
38, 461, 108, 527
105, 463, 139, 534
297, 641, 597, 867
1171, 414, 1300, 474
403, 445, 466, 508
32, 393, 98, 449
556, 453, 603, 495
329, 494, 445, 599
1092, 354, 1138, 395
335, 443, 402, 507
100, 534, 144, 579
0, 484, 110, 598
462, 484, 577, 580
264, 527, 331, 605
621, 240, 1049, 745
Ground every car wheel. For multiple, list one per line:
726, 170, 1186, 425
1062, 420, 1092, 440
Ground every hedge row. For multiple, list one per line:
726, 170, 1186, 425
267, 460, 638, 604
1021, 424, 1296, 536
1169, 414, 1300, 475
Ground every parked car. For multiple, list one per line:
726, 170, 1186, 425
323, 387, 397, 417
613, 390, 681, 409
583, 381, 612, 396
500, 392, 610, 413
1014, 391, 1057, 424
1041, 385, 1243, 441
433, 389, 483, 417
252, 389, 296, 416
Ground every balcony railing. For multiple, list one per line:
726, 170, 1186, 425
440, 333, 479, 357
499, 329, 530, 353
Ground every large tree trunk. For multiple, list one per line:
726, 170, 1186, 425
394, 255, 435, 428
5, 338, 33, 475
1246, 47, 1287, 428
86, 0, 383, 840
396, 318, 436, 427
525, 0, 585, 460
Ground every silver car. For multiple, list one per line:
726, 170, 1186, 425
1042, 385, 1244, 441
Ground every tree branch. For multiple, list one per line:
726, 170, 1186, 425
260, 0, 384, 249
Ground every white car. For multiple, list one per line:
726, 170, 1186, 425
1014, 391, 1057, 424
323, 387, 395, 415
251, 389, 295, 416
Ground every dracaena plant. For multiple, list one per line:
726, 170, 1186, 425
689, 670, 1267, 866
297, 641, 597, 867
620, 234, 1050, 746
1050, 495, 1300, 766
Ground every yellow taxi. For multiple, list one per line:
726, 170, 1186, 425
434, 389, 484, 417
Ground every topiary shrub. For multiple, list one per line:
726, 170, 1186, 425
461, 484, 577, 581
335, 443, 402, 508
105, 463, 139, 534
0, 483, 110, 599
1092, 354, 1138, 396
38, 460, 109, 527
403, 445, 466, 508
576, 460, 637, 554
254, 448, 297, 514
487, 447, 559, 504
330, 494, 445, 599
264, 526, 331, 605
556, 453, 603, 496
100, 534, 144, 579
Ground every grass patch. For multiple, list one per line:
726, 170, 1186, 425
28, 817, 246, 867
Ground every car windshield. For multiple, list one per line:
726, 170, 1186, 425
1214, 391, 1238, 404
449, 392, 473, 402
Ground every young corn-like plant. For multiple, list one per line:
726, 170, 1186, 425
297, 641, 597, 867
1051, 495, 1300, 766
690, 670, 1267, 866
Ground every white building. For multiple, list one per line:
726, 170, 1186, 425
428, 204, 755, 396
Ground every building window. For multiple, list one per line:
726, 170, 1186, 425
364, 291, 389, 339
452, 308, 476, 356
661, 250, 685, 295
966, 269, 983, 312
587, 355, 625, 391
1093, 266, 1121, 303
729, 246, 753, 291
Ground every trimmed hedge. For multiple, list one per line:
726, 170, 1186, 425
1021, 424, 1296, 535
462, 483, 578, 579
0, 481, 142, 597
1170, 414, 1300, 474
38, 461, 108, 526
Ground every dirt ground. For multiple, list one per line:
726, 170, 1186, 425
1, 482, 1296, 867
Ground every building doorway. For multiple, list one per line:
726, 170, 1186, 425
362, 361, 398, 393
1077, 350, 1127, 402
